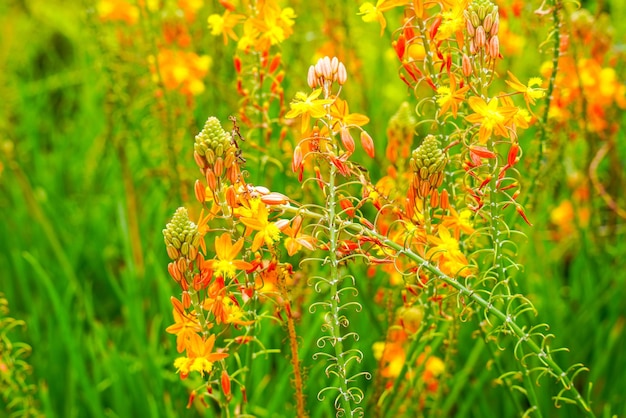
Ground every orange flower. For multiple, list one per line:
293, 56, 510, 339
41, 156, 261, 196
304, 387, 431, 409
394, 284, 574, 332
329, 97, 370, 131
97, 0, 139, 24
149, 49, 212, 97
283, 215, 316, 256
465, 96, 518, 144
173, 333, 229, 378
166, 305, 203, 353
209, 233, 253, 279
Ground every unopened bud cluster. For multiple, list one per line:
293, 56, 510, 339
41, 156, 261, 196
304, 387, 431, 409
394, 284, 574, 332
464, 0, 500, 58
194, 117, 241, 193
163, 207, 201, 260
307, 56, 347, 89
409, 135, 447, 198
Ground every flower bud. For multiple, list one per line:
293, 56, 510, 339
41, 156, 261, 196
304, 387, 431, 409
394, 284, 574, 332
360, 131, 375, 158
462, 54, 472, 77
340, 127, 356, 153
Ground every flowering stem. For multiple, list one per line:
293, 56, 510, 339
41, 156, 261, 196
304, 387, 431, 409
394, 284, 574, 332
277, 204, 596, 417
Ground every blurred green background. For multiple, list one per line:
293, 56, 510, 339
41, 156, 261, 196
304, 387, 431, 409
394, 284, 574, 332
1, 0, 625, 417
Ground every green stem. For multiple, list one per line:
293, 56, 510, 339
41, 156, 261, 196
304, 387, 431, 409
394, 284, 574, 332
325, 162, 356, 417
522, 0, 561, 212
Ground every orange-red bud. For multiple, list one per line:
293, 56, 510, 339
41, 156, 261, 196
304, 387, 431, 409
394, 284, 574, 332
394, 34, 406, 60
186, 390, 196, 408
340, 197, 356, 217
360, 131, 375, 158
233, 56, 242, 73
508, 143, 519, 166
194, 180, 206, 203
440, 189, 450, 210
269, 54, 281, 73
221, 370, 232, 399
206, 168, 217, 191
340, 127, 356, 153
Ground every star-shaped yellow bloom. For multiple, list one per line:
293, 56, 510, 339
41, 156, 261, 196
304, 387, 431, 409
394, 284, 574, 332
285, 89, 334, 133
465, 96, 519, 144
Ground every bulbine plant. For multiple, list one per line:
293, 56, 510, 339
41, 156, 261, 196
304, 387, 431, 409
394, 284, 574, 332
162, 0, 600, 416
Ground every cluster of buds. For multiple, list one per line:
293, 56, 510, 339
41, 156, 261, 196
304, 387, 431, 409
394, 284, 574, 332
163, 207, 201, 261
193, 117, 242, 197
386, 102, 417, 163
409, 135, 447, 199
464, 0, 500, 58
307, 56, 347, 89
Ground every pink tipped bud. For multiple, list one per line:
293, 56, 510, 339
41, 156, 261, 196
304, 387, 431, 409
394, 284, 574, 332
465, 18, 475, 36
462, 54, 472, 77
321, 56, 332, 79
340, 127, 356, 153
337, 62, 347, 85
275, 219, 290, 230
360, 131, 375, 158
491, 14, 499, 35
330, 56, 339, 74
475, 26, 486, 48
483, 13, 493, 33
488, 35, 500, 58
292, 145, 303, 173
261, 192, 289, 205
307, 65, 317, 88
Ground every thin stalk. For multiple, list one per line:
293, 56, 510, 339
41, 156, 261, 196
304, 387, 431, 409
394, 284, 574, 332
326, 162, 356, 417
522, 0, 561, 211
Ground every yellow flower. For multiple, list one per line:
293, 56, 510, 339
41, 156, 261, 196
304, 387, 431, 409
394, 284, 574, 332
358, 0, 409, 35
208, 10, 244, 45
436, 74, 469, 118
426, 226, 471, 277
238, 199, 285, 251
465, 96, 518, 144
285, 89, 334, 133
436, 0, 470, 42
505, 71, 546, 107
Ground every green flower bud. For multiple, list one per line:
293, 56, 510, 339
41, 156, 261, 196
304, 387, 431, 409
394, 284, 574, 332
163, 208, 200, 260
